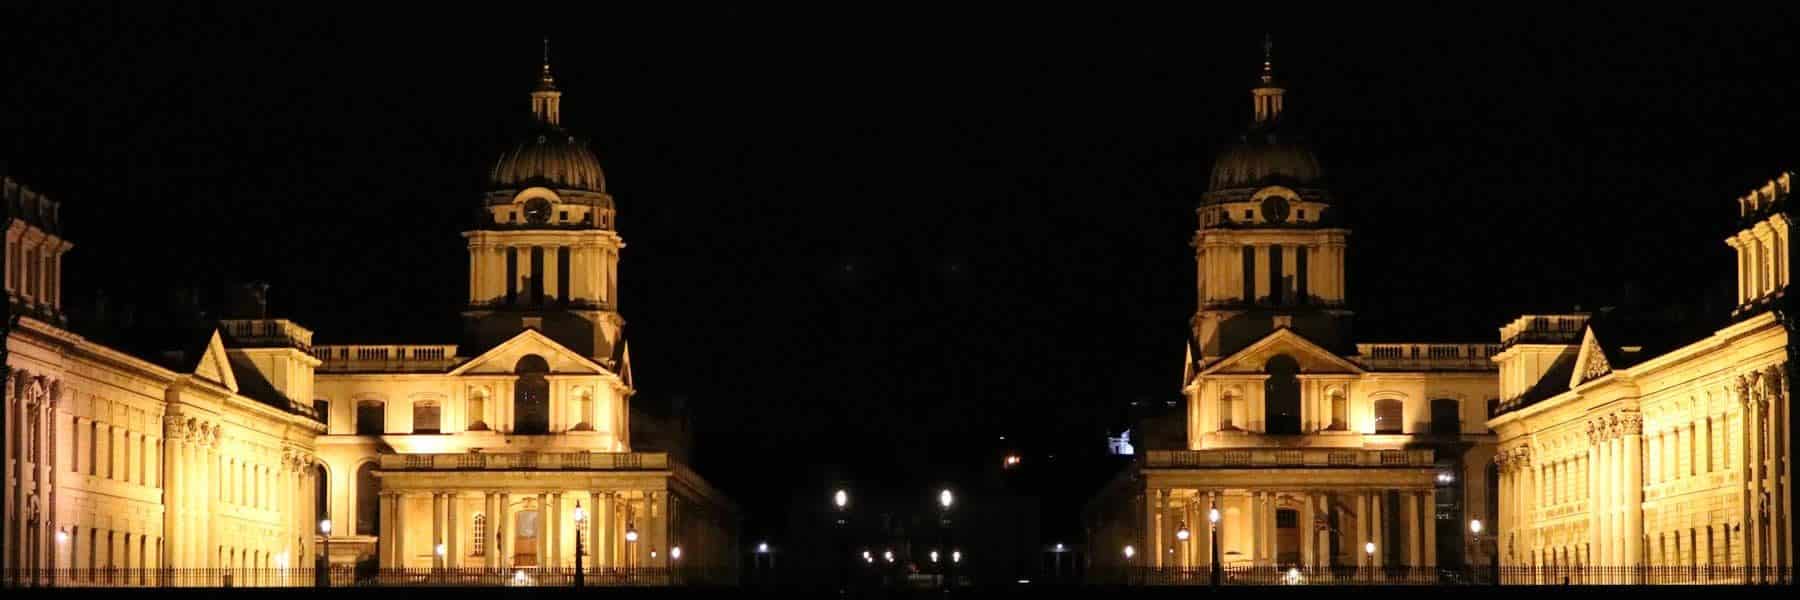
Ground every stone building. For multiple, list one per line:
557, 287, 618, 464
2, 55, 739, 586
1085, 45, 1500, 579
1488, 171, 1794, 582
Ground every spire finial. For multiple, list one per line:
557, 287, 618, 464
537, 36, 557, 91
1261, 34, 1274, 83
531, 37, 562, 126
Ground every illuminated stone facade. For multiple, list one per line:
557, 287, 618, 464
1087, 49, 1501, 576
1489, 172, 1795, 579
3, 56, 739, 585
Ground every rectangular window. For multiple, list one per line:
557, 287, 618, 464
314, 400, 330, 426
89, 421, 99, 476
1241, 246, 1255, 304
414, 402, 441, 434
356, 402, 385, 436
1268, 244, 1284, 305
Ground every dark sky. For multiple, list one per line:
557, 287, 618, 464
6, 4, 1799, 537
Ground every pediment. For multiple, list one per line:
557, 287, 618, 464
449, 329, 611, 377
192, 330, 239, 392
1199, 328, 1365, 376
1569, 326, 1613, 388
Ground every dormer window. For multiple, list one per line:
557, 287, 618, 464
559, 211, 568, 222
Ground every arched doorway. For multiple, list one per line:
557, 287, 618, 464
1264, 355, 1301, 434
356, 463, 379, 536
513, 501, 541, 567
514, 355, 550, 434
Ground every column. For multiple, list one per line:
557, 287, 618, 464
483, 492, 498, 570
497, 492, 512, 569
1302, 493, 1316, 569
1249, 492, 1263, 565
1765, 372, 1786, 571
1622, 417, 1643, 572
1264, 494, 1278, 565
432, 492, 445, 568
597, 491, 613, 569
1144, 488, 1160, 568
536, 492, 549, 568
447, 492, 460, 569
1198, 491, 1214, 569
1356, 492, 1371, 567
1372, 491, 1385, 567
545, 246, 561, 303
649, 491, 668, 568
1402, 491, 1419, 566
1522, 454, 1536, 566
548, 491, 563, 569
1421, 491, 1437, 567
1159, 491, 1176, 568
379, 492, 398, 567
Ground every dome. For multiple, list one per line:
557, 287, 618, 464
1208, 130, 1323, 192
488, 127, 606, 193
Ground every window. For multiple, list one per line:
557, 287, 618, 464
1298, 209, 1306, 220
356, 400, 385, 436
570, 390, 592, 431
1219, 393, 1239, 430
1263, 355, 1301, 434
313, 464, 329, 524
314, 399, 330, 424
472, 514, 488, 556
1295, 245, 1309, 304
558, 211, 568, 222
1374, 398, 1404, 434
505, 247, 518, 305
556, 246, 571, 304
529, 246, 545, 305
413, 401, 441, 434
467, 390, 488, 431
1241, 246, 1256, 303
1329, 389, 1348, 431
1268, 245, 1284, 306
355, 462, 379, 536
514, 355, 551, 434
1430, 399, 1460, 435
1244, 209, 1253, 220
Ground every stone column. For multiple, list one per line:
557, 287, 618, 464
1301, 493, 1315, 569
497, 492, 512, 570
596, 491, 612, 569
379, 492, 398, 567
446, 492, 460, 569
1143, 488, 1160, 568
1158, 490, 1174, 568
1265, 494, 1278, 565
548, 491, 563, 569
536, 492, 549, 568
1198, 491, 1214, 569
1421, 491, 1437, 567
1765, 369, 1786, 570
1402, 490, 1419, 567
1587, 431, 1601, 565
432, 492, 445, 568
1372, 491, 1385, 567
1356, 492, 1370, 567
1624, 413, 1643, 569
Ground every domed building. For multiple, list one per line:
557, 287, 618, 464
1086, 41, 1502, 579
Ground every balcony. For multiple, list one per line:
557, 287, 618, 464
221, 319, 315, 351
376, 451, 669, 471
1500, 314, 1589, 348
1144, 448, 1433, 468
313, 344, 460, 373
1354, 343, 1502, 371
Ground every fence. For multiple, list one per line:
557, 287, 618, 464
0, 566, 734, 588
1089, 565, 1794, 586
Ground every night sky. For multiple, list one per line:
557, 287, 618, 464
6, 4, 1799, 540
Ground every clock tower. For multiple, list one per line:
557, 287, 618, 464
1190, 39, 1352, 360
462, 50, 626, 362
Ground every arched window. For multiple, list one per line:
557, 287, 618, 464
1430, 399, 1460, 435
467, 389, 489, 431
355, 462, 379, 536
472, 514, 488, 557
413, 400, 441, 434
514, 355, 551, 434
313, 464, 329, 524
1328, 389, 1348, 431
355, 400, 385, 436
1374, 398, 1404, 434
1264, 355, 1301, 434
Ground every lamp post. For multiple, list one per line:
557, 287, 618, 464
318, 519, 332, 588
573, 501, 587, 588
939, 489, 955, 591
1364, 542, 1376, 583
1209, 504, 1221, 588
1466, 519, 1481, 584
833, 488, 848, 594
53, 528, 68, 588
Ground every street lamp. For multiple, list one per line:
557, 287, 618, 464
862, 550, 873, 564
1468, 519, 1484, 585
939, 489, 954, 510
1365, 542, 1376, 582
832, 489, 849, 592
1124, 545, 1136, 559
952, 550, 961, 563
931, 550, 940, 563
938, 488, 955, 591
1208, 504, 1222, 587
573, 501, 588, 587
319, 519, 333, 588
670, 546, 681, 561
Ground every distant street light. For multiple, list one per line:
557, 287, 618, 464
884, 550, 895, 563
1123, 545, 1136, 559
1176, 522, 1191, 541
939, 489, 954, 510
931, 550, 940, 563
573, 501, 588, 587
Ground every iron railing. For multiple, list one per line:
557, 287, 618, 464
0, 566, 734, 588
1089, 565, 1795, 586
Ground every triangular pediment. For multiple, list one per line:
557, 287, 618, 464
449, 329, 612, 377
1198, 328, 1365, 376
1569, 326, 1613, 388
193, 330, 239, 393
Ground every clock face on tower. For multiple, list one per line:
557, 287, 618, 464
1260, 195, 1291, 224
523, 197, 552, 225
